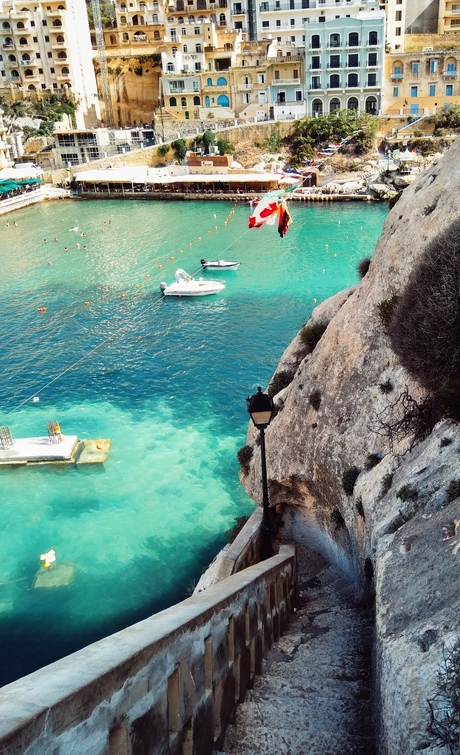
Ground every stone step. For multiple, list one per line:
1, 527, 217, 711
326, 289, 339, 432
218, 548, 374, 755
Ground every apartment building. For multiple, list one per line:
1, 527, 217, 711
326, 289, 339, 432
438, 0, 460, 34
0, 107, 11, 167
304, 9, 385, 115
0, 0, 100, 127
231, 39, 271, 119
384, 46, 460, 115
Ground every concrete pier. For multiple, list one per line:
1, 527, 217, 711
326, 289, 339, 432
0, 435, 110, 466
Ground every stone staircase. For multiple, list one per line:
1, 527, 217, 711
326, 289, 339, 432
218, 545, 375, 755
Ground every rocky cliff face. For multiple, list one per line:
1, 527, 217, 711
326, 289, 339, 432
243, 137, 460, 754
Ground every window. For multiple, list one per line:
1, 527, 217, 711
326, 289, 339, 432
257, 73, 265, 83
242, 92, 249, 104
368, 31, 377, 45
395, 10, 402, 20
311, 75, 321, 89
120, 15, 126, 24
348, 32, 358, 47
195, 43, 201, 51
152, 14, 158, 22
429, 84, 436, 96
50, 67, 54, 72
122, 32, 129, 40
33, 36, 38, 42
42, 19, 47, 25
296, 90, 302, 101
47, 51, 52, 57
311, 34, 320, 49
194, 27, 200, 34
368, 52, 377, 66
446, 84, 453, 95
45, 35, 49, 42
183, 44, 188, 52
274, 70, 279, 79
412, 62, 419, 73
348, 72, 358, 86
193, 95, 200, 104
395, 27, 401, 36
430, 59, 438, 73
219, 13, 226, 24
195, 62, 201, 71
447, 62, 456, 72
347, 96, 358, 110
290, 18, 295, 26
262, 20, 269, 28
217, 76, 227, 84
276, 19, 280, 26
330, 33, 340, 48
154, 30, 160, 39
329, 97, 340, 112
290, 36, 295, 43
330, 54, 340, 68
393, 86, 398, 97
167, 62, 174, 71
411, 85, 418, 97
330, 73, 340, 87
61, 66, 69, 74
368, 73, 376, 86
312, 55, 320, 69
293, 69, 298, 79
348, 53, 358, 67
181, 96, 187, 106
277, 91, 285, 103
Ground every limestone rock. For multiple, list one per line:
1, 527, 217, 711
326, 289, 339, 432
242, 136, 460, 754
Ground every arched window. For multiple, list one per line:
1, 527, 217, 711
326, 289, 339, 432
329, 97, 341, 112
56, 34, 64, 43
178, 16, 184, 23
219, 13, 226, 25
120, 2, 126, 8
17, 21, 25, 29
11, 69, 20, 78
170, 96, 177, 106
347, 97, 358, 110
154, 30, 160, 39
198, 15, 207, 21
167, 16, 174, 22
91, 34, 96, 45
330, 74, 340, 88
189, 15, 195, 22
224, 42, 232, 51
167, 61, 174, 71
19, 37, 28, 45
312, 98, 322, 115
57, 51, 67, 58
2, 21, 11, 29
183, 44, 188, 52
205, 95, 210, 107
217, 76, 227, 85
122, 32, 129, 41
181, 96, 186, 106
330, 33, 340, 48
210, 13, 216, 21
193, 95, 200, 105
348, 72, 358, 87
28, 84, 36, 90
172, 46, 177, 55
61, 66, 69, 74
196, 43, 201, 52
52, 19, 62, 26
110, 34, 116, 44
311, 34, 320, 49
57, 4, 65, 8
24, 68, 33, 77
217, 94, 229, 106
8, 54, 16, 62
368, 31, 378, 45
365, 95, 377, 113
348, 32, 358, 47
120, 15, 127, 24
207, 77, 212, 85
22, 53, 30, 60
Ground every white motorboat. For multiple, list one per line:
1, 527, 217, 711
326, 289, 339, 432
160, 269, 225, 297
200, 258, 241, 270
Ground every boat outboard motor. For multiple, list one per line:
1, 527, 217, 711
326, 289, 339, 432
200, 259, 207, 266
159, 282, 166, 294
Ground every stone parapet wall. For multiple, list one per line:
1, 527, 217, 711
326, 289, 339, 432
0, 545, 296, 755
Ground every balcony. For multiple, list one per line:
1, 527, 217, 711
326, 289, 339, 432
19, 58, 38, 66
47, 9, 65, 16
444, 69, 458, 77
271, 77, 300, 85
232, 4, 246, 13
22, 72, 41, 82
52, 41, 67, 49
238, 83, 252, 90
5, 59, 19, 67
391, 71, 403, 79
16, 41, 34, 50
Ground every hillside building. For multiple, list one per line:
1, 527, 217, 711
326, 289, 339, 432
0, 0, 100, 127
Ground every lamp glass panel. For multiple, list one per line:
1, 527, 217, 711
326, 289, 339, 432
251, 409, 272, 426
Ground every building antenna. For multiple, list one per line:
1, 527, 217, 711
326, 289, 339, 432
91, 0, 115, 127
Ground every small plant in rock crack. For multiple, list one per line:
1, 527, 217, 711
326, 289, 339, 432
397, 484, 418, 502
342, 466, 361, 496
331, 508, 345, 530
427, 636, 460, 754
380, 472, 393, 497
379, 379, 394, 394
309, 390, 321, 410
446, 480, 460, 503
365, 453, 382, 470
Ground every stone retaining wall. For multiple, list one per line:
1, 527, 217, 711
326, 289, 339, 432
0, 545, 296, 755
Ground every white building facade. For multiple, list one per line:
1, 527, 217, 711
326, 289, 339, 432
304, 9, 385, 116
0, 0, 100, 128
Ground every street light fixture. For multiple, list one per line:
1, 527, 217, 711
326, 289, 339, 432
246, 386, 275, 560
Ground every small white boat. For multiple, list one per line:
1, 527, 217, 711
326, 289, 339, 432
160, 269, 225, 297
200, 258, 241, 271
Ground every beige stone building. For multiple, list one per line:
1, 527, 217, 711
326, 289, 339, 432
0, 0, 100, 127
0, 108, 12, 167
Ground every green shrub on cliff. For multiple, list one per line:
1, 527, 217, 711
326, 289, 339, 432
299, 321, 328, 353
388, 218, 460, 419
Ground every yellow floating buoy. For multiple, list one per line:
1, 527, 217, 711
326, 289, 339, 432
170, 256, 174, 260
136, 284, 140, 288
180, 249, 183, 254
96, 444, 102, 450
224, 221, 228, 226
188, 243, 192, 247
214, 225, 218, 230
37, 307, 47, 313
158, 264, 162, 268
85, 301, 91, 306
207, 230, 212, 234
197, 237, 202, 241
121, 293, 127, 299
146, 274, 151, 279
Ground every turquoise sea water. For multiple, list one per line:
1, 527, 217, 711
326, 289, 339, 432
0, 198, 387, 686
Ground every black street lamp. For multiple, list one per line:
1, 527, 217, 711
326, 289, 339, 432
246, 386, 275, 560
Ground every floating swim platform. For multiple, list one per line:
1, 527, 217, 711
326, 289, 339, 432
33, 563, 75, 589
0, 435, 110, 466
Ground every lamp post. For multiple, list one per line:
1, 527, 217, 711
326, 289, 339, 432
246, 386, 275, 560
